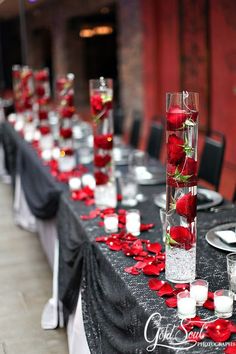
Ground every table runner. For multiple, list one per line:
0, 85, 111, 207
3, 120, 236, 353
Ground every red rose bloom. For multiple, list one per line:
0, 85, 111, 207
167, 105, 188, 130
168, 226, 194, 250
63, 93, 74, 106
38, 110, 48, 120
175, 192, 197, 223
36, 85, 45, 97
35, 70, 48, 82
62, 147, 74, 156
94, 154, 111, 167
37, 97, 49, 106
90, 94, 103, 115
60, 106, 75, 118
95, 171, 109, 185
179, 157, 197, 177
56, 78, 67, 91
167, 134, 185, 165
94, 134, 113, 150
39, 126, 50, 135
60, 128, 72, 139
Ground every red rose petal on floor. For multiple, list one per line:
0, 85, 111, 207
124, 266, 140, 275
146, 242, 162, 254
143, 264, 160, 276
165, 297, 177, 308
139, 251, 148, 257
140, 223, 155, 232
224, 341, 236, 353
157, 283, 174, 296
96, 236, 109, 242
203, 299, 214, 310
175, 283, 189, 290
148, 278, 166, 291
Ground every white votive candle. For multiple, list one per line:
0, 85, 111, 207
126, 210, 140, 236
104, 214, 118, 233
190, 279, 208, 306
82, 174, 96, 190
177, 290, 196, 319
214, 290, 234, 318
52, 147, 61, 160
41, 149, 52, 162
69, 177, 81, 191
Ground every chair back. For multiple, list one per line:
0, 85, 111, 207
146, 122, 164, 159
198, 131, 226, 191
129, 111, 141, 148
114, 106, 124, 136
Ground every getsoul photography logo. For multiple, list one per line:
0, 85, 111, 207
143, 312, 236, 352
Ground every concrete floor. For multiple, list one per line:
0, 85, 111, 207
0, 182, 68, 354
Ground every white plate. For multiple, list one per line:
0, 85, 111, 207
206, 223, 236, 252
154, 188, 223, 210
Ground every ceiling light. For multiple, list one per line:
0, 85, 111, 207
79, 28, 94, 38
94, 26, 113, 35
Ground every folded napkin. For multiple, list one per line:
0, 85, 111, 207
215, 230, 236, 245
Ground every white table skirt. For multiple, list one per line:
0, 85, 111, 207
13, 174, 90, 354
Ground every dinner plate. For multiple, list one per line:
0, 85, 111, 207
205, 223, 236, 252
153, 188, 223, 210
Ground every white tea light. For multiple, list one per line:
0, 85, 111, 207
82, 174, 96, 190
126, 210, 140, 236
190, 279, 208, 306
69, 177, 81, 191
177, 291, 196, 319
52, 147, 61, 160
104, 214, 118, 233
41, 149, 52, 162
214, 290, 233, 318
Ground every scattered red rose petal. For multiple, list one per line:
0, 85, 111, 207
106, 240, 122, 251
229, 322, 236, 333
206, 319, 231, 342
157, 283, 174, 296
224, 341, 236, 353
175, 283, 189, 290
208, 291, 214, 300
95, 236, 108, 242
143, 264, 160, 276
98, 221, 104, 227
140, 223, 155, 232
203, 299, 214, 310
124, 266, 140, 275
146, 242, 162, 254
165, 297, 177, 308
148, 279, 166, 291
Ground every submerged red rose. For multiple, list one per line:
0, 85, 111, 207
60, 128, 72, 139
91, 94, 103, 115
179, 157, 197, 177
94, 134, 113, 150
175, 192, 197, 223
166, 226, 194, 250
94, 154, 111, 167
167, 105, 188, 130
39, 126, 50, 135
60, 106, 75, 118
95, 171, 109, 185
167, 134, 185, 165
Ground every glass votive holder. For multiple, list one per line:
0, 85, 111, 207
119, 174, 138, 207
69, 177, 81, 191
126, 209, 140, 236
177, 290, 196, 319
104, 213, 118, 233
214, 289, 234, 318
227, 253, 236, 300
159, 208, 167, 242
190, 279, 208, 306
81, 174, 96, 190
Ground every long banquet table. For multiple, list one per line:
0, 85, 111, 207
2, 120, 236, 354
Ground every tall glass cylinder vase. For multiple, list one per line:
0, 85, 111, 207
165, 91, 199, 283
89, 77, 117, 209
